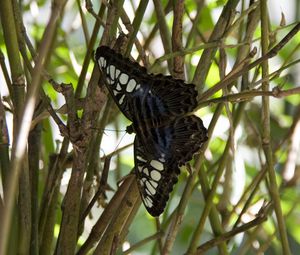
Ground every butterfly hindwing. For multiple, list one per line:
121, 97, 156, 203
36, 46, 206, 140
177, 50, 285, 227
134, 116, 208, 216
134, 136, 180, 217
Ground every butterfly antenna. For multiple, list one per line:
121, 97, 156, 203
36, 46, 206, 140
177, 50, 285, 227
90, 126, 127, 132
105, 128, 127, 132
113, 131, 128, 153
90, 127, 127, 137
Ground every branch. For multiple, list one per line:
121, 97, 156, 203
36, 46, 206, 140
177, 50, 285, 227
195, 203, 270, 254
198, 86, 300, 108
198, 22, 300, 102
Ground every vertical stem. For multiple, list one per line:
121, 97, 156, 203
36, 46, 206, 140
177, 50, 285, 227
125, 0, 149, 56
260, 1, 291, 254
172, 0, 184, 79
54, 149, 87, 255
192, 0, 240, 93
28, 125, 42, 255
153, 0, 173, 71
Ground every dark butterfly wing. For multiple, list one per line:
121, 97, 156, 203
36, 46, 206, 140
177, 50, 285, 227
95, 46, 208, 217
134, 116, 208, 216
95, 46, 198, 122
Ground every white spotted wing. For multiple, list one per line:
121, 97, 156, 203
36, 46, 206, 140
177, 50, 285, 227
95, 46, 208, 217
134, 116, 207, 216
95, 46, 199, 123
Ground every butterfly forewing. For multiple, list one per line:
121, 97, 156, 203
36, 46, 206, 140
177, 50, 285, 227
95, 46, 208, 217
96, 46, 198, 123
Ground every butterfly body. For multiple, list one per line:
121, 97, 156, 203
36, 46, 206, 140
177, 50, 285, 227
96, 46, 208, 216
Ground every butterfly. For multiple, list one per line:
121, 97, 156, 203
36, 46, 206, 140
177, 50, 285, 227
95, 46, 208, 217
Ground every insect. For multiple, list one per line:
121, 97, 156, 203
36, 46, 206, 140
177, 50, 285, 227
95, 46, 208, 217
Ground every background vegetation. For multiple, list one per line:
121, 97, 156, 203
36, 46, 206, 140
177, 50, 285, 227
0, 0, 300, 254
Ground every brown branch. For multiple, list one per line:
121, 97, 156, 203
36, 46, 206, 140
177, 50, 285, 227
85, 0, 106, 26
76, 175, 135, 255
93, 176, 140, 255
172, 0, 184, 79
51, 81, 80, 142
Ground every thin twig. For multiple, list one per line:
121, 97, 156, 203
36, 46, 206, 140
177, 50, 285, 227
80, 156, 112, 222
198, 22, 300, 102
197, 86, 300, 108
123, 231, 164, 255
195, 204, 270, 254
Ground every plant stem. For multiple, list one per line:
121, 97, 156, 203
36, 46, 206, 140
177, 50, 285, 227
260, 1, 291, 254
